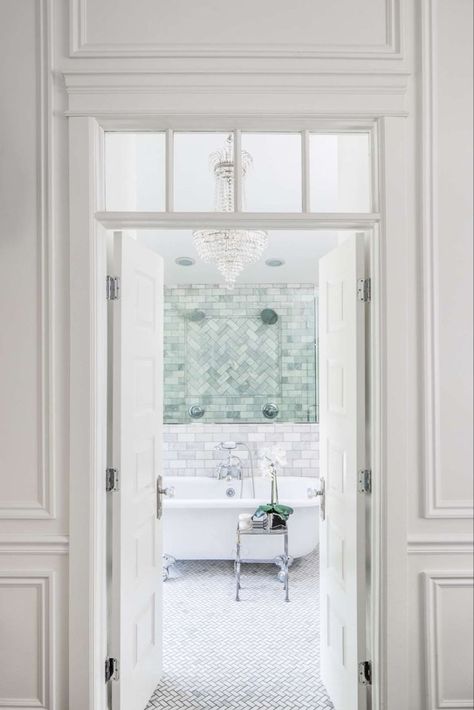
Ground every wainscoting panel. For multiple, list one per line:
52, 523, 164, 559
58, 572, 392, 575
424, 572, 474, 709
71, 0, 400, 58
0, 0, 54, 519
421, 0, 474, 518
0, 571, 53, 709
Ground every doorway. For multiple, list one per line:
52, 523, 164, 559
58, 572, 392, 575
68, 118, 400, 710
106, 220, 371, 710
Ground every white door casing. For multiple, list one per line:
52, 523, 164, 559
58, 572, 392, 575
319, 235, 367, 710
110, 233, 164, 710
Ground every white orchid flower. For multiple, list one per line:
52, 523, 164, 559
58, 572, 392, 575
258, 445, 287, 476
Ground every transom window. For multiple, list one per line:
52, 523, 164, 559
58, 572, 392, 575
104, 130, 372, 214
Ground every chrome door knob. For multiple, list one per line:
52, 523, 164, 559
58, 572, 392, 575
156, 476, 174, 519
308, 478, 325, 521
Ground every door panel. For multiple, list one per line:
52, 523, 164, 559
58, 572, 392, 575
111, 233, 164, 710
319, 235, 367, 710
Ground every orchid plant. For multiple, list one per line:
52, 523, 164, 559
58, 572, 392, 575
257, 445, 294, 525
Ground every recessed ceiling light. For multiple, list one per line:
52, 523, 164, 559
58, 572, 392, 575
265, 258, 285, 267
175, 256, 195, 266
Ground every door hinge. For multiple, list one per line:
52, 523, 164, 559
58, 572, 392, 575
105, 657, 119, 683
106, 275, 120, 301
106, 468, 120, 492
358, 660, 372, 686
357, 278, 371, 302
358, 469, 372, 494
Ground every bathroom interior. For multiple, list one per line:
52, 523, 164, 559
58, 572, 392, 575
141, 226, 338, 710
105, 130, 371, 710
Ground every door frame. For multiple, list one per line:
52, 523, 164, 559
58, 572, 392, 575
69, 115, 408, 710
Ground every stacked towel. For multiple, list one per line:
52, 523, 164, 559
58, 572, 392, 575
251, 511, 269, 530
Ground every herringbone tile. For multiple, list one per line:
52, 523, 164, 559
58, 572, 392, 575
186, 318, 281, 397
145, 552, 334, 709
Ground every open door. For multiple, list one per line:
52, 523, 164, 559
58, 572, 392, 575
318, 235, 368, 710
110, 233, 164, 710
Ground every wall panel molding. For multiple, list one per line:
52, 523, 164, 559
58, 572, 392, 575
408, 535, 474, 555
0, 535, 69, 556
0, 0, 56, 520
420, 0, 474, 519
0, 571, 54, 709
70, 0, 401, 59
424, 572, 474, 709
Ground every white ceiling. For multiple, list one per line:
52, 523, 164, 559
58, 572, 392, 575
136, 229, 345, 285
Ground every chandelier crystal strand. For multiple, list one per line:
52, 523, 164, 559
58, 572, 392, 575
192, 135, 268, 289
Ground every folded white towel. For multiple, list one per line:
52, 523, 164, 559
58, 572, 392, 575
239, 513, 252, 522
239, 519, 252, 531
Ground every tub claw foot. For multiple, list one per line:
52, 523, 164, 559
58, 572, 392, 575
273, 555, 293, 583
163, 554, 176, 581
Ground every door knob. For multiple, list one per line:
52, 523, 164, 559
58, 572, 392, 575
156, 476, 174, 520
312, 478, 325, 521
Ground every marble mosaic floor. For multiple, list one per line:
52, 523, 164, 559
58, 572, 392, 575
145, 551, 334, 710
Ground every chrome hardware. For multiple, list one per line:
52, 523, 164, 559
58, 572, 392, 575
226, 487, 236, 498
358, 469, 372, 494
313, 478, 325, 521
357, 277, 371, 303
358, 660, 372, 686
262, 402, 279, 419
105, 657, 119, 683
156, 475, 175, 520
106, 275, 120, 301
106, 467, 119, 492
188, 404, 205, 419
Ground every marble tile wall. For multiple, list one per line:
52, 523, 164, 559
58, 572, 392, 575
163, 422, 320, 478
164, 283, 317, 423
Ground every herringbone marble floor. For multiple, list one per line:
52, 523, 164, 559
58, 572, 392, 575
145, 551, 334, 710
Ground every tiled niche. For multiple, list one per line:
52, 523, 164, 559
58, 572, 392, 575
164, 283, 318, 423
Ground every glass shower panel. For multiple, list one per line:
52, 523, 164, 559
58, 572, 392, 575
173, 132, 234, 212
309, 133, 371, 213
241, 133, 302, 212
105, 132, 166, 211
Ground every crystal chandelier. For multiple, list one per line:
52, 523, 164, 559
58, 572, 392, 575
193, 135, 268, 289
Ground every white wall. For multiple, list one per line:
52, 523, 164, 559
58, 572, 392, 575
0, 1, 472, 709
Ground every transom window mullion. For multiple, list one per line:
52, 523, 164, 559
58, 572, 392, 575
166, 129, 174, 212
302, 130, 310, 214
234, 129, 242, 212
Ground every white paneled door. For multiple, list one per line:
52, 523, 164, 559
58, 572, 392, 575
319, 235, 367, 710
111, 233, 164, 710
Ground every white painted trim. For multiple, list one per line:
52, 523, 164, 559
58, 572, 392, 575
408, 536, 474, 555
424, 572, 474, 709
0, 571, 54, 709
70, 0, 401, 59
96, 212, 381, 230
69, 114, 409, 710
369, 116, 409, 710
69, 118, 108, 710
0, 0, 55, 520
0, 535, 69, 556
420, 0, 474, 520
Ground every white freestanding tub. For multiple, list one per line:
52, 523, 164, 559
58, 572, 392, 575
163, 476, 319, 561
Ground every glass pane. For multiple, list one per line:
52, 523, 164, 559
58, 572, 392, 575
105, 132, 165, 211
309, 133, 371, 212
241, 133, 302, 212
174, 132, 233, 212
